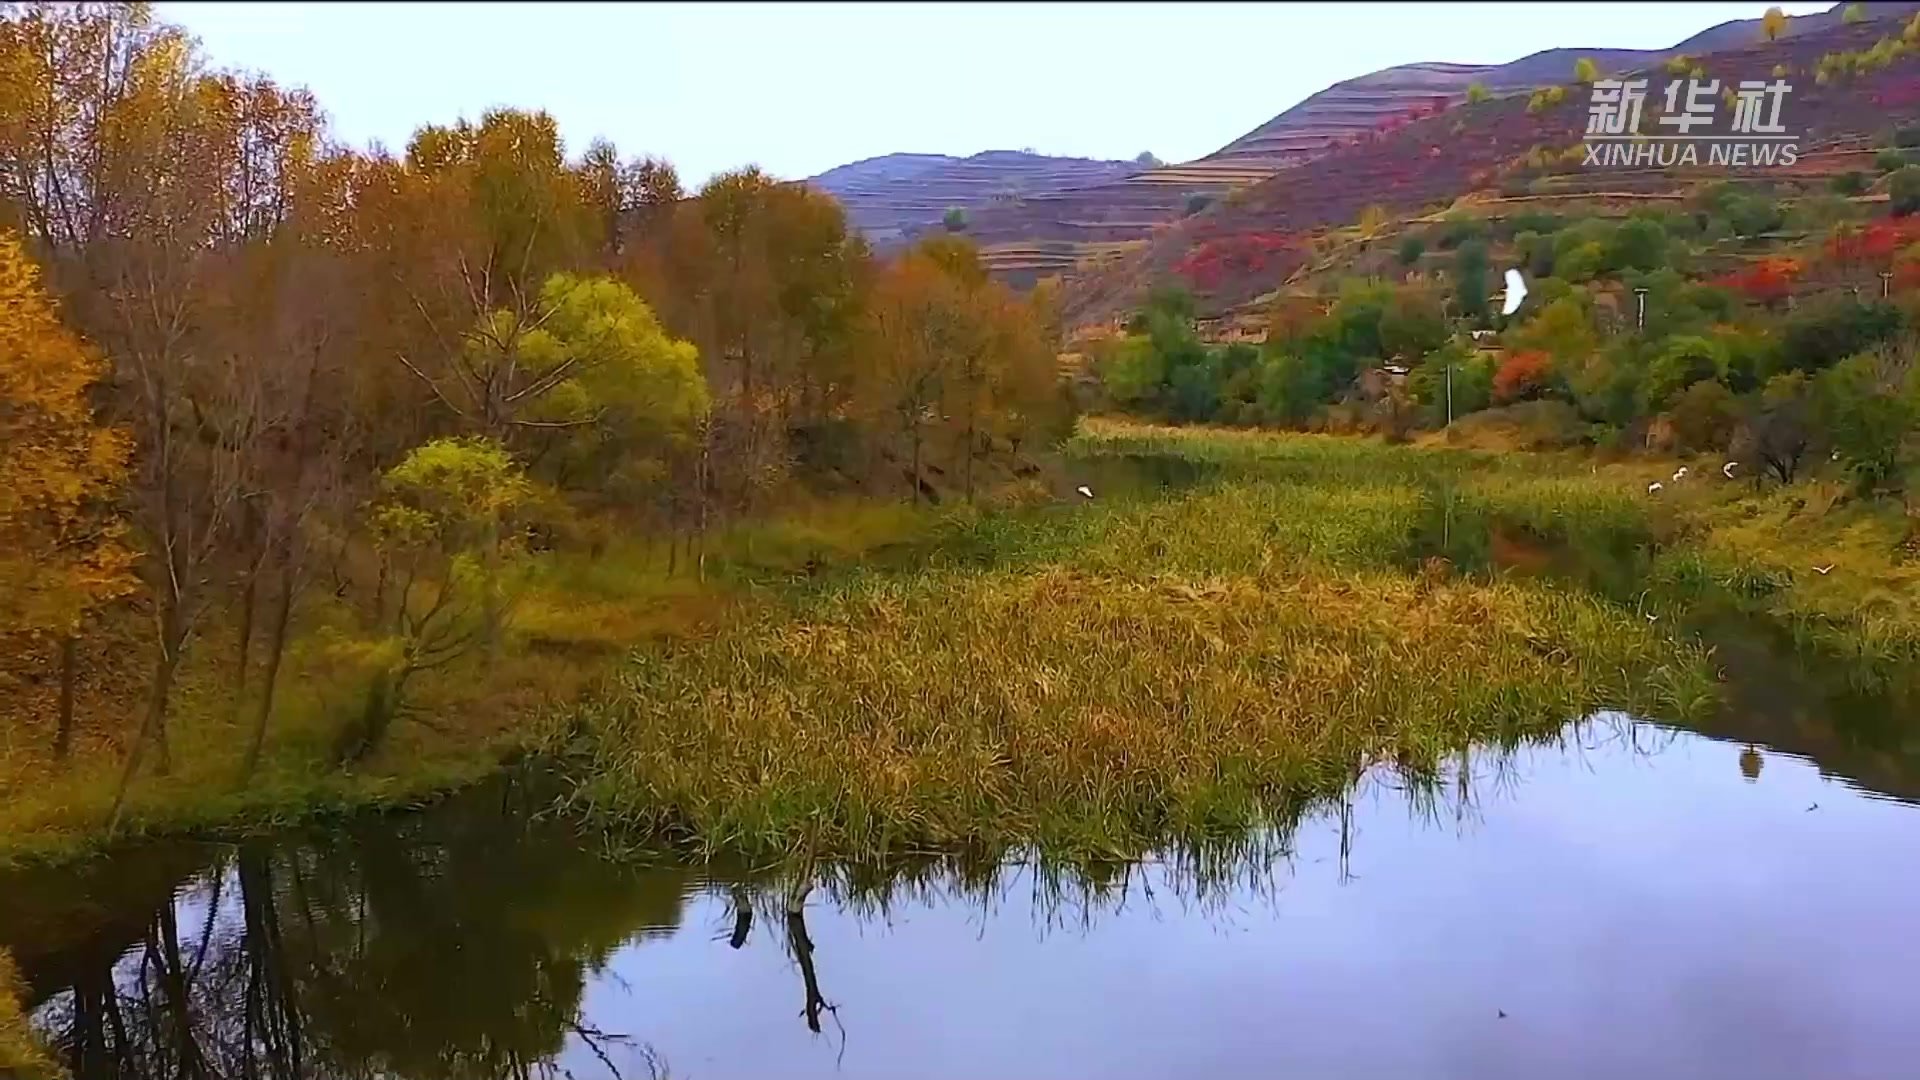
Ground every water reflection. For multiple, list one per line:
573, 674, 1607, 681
10, 705, 1920, 1080
5, 777, 685, 1080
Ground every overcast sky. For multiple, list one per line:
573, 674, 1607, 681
156, 2, 1835, 187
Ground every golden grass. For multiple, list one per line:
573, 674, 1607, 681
564, 561, 1712, 863
0, 948, 61, 1080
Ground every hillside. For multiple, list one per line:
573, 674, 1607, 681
1060, 13, 1920, 329
830, 2, 1920, 290
804, 150, 1141, 247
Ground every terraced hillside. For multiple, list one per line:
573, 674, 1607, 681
1060, 14, 1920, 330
1211, 3, 1918, 171
829, 2, 1920, 292
805, 150, 1141, 247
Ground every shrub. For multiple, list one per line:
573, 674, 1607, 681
1184, 192, 1214, 216
1642, 335, 1727, 412
1466, 82, 1491, 104
1777, 296, 1904, 373
1892, 166, 1920, 215
1668, 380, 1741, 453
943, 207, 968, 232
1397, 234, 1426, 265
1816, 348, 1918, 492
1832, 171, 1869, 196
1493, 350, 1555, 403
1877, 148, 1910, 173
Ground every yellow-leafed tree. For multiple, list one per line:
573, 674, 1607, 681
0, 230, 136, 759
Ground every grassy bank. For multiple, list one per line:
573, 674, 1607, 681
0, 498, 947, 868
0, 948, 59, 1080
8, 419, 1915, 869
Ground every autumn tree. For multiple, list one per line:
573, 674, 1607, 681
1761, 7, 1788, 41
335, 437, 536, 762
0, 4, 330, 818
399, 270, 703, 447
1492, 350, 1555, 403
0, 231, 136, 761
858, 248, 969, 500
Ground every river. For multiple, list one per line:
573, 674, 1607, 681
6, 491, 1920, 1079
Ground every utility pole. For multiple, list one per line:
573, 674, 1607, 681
1446, 360, 1454, 426
1881, 270, 1893, 299
1632, 287, 1648, 332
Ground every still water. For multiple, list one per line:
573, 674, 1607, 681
7, 700, 1920, 1080
7, 489, 1920, 1079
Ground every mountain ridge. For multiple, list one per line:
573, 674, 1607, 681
807, 1, 1920, 287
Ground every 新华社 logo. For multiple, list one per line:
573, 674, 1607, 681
1582, 77, 1799, 168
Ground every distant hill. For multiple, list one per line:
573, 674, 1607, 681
804, 150, 1141, 247
805, 2, 1920, 291
1060, 13, 1920, 329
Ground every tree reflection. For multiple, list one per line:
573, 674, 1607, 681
17, 694, 1919, 1078
20, 775, 684, 1080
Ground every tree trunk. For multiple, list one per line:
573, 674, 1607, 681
232, 575, 257, 722
107, 635, 184, 832
910, 412, 922, 505
241, 566, 296, 784
54, 632, 78, 762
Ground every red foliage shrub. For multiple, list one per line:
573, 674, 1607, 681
1825, 220, 1920, 268
1716, 257, 1802, 305
1492, 350, 1555, 404
1173, 232, 1298, 288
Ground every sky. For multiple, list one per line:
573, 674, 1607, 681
156, 2, 1836, 187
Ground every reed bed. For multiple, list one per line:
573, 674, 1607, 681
562, 562, 1715, 863
544, 418, 1914, 864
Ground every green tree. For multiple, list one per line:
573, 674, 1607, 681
1465, 82, 1491, 104
338, 437, 537, 761
1668, 380, 1740, 452
1778, 297, 1903, 373
1606, 217, 1668, 272
1408, 340, 1493, 424
1892, 166, 1920, 215
1135, 151, 1164, 168
1843, 3, 1866, 25
1507, 296, 1597, 366
1830, 170, 1869, 196
1817, 347, 1918, 492
404, 272, 704, 447
1452, 239, 1490, 324
943, 206, 968, 232
1741, 372, 1820, 483
1642, 335, 1726, 411
1573, 57, 1600, 83
1763, 6, 1788, 41
1397, 234, 1427, 265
